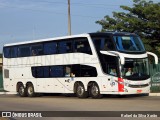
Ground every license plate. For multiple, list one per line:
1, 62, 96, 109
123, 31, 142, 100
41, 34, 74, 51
137, 90, 142, 93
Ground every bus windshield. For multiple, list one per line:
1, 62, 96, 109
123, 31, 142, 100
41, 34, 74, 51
113, 36, 145, 52
122, 58, 149, 80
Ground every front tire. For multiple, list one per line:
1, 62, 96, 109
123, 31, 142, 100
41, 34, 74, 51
89, 83, 102, 99
76, 83, 88, 98
27, 84, 36, 97
18, 84, 27, 97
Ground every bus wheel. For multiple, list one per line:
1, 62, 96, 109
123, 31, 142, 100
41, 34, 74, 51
76, 83, 88, 98
27, 84, 36, 97
89, 83, 102, 99
18, 84, 27, 97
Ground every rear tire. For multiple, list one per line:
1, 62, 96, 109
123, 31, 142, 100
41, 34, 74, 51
18, 84, 27, 97
89, 83, 102, 99
27, 84, 36, 97
76, 83, 88, 98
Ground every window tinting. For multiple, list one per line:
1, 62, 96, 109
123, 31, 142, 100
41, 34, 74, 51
81, 65, 97, 77
31, 67, 36, 77
43, 66, 50, 77
4, 37, 93, 58
113, 36, 145, 52
31, 44, 43, 56
37, 67, 44, 78
74, 39, 92, 55
72, 64, 81, 77
59, 41, 73, 54
93, 37, 115, 51
18, 46, 30, 57
10, 47, 18, 58
3, 47, 11, 58
99, 54, 119, 77
65, 65, 71, 77
44, 42, 57, 55
50, 66, 64, 77
31, 64, 97, 78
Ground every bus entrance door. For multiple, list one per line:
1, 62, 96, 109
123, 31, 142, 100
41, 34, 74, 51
106, 76, 118, 92
64, 77, 75, 93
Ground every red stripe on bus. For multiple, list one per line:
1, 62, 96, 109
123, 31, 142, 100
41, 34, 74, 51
118, 78, 124, 92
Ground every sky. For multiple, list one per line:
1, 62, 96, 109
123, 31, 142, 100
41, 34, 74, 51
0, 0, 159, 52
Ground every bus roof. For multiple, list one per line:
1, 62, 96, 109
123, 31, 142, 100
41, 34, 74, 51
3, 32, 137, 47
4, 33, 90, 47
89, 32, 137, 37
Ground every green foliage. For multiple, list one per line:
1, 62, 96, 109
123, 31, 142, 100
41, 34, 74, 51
96, 0, 160, 56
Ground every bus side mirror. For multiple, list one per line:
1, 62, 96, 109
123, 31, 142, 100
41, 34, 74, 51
147, 52, 158, 64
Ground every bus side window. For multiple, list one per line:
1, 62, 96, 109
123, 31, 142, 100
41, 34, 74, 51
50, 66, 64, 77
65, 66, 71, 77
71, 64, 81, 77
31, 67, 36, 78
103, 38, 115, 51
44, 42, 57, 55
74, 38, 92, 55
81, 65, 97, 77
3, 47, 11, 58
18, 46, 30, 57
10, 47, 18, 58
31, 44, 43, 56
58, 40, 73, 54
36, 67, 44, 78
43, 66, 50, 77
93, 39, 101, 51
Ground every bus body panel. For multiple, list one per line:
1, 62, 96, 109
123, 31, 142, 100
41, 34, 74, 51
3, 32, 155, 96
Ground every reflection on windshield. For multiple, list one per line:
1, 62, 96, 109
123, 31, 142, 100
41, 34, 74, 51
122, 58, 149, 80
113, 36, 145, 52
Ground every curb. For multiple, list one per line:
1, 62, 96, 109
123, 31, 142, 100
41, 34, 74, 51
0, 92, 17, 95
149, 93, 160, 96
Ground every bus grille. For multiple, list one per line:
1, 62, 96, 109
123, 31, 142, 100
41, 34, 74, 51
128, 84, 149, 88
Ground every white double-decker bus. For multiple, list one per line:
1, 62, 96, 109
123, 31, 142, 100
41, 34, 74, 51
3, 32, 158, 98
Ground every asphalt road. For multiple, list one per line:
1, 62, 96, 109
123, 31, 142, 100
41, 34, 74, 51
0, 94, 160, 120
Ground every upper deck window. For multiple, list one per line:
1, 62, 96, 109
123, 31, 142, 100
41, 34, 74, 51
31, 44, 43, 56
44, 42, 57, 55
74, 38, 92, 55
113, 36, 145, 52
92, 36, 116, 51
18, 45, 30, 57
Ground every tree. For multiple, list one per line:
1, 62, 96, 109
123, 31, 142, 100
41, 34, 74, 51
96, 0, 160, 56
